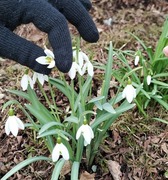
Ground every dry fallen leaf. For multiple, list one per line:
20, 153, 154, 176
80, 171, 95, 180
107, 160, 122, 180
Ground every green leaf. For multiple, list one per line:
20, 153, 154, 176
102, 103, 116, 114
71, 161, 80, 180
152, 96, 168, 110
153, 118, 168, 125
152, 79, 168, 87
1, 156, 51, 180
38, 129, 75, 142
74, 76, 92, 111
39, 121, 64, 135
25, 104, 53, 124
153, 72, 168, 78
94, 101, 103, 110
6, 89, 30, 101
64, 116, 79, 124
51, 158, 65, 180
101, 41, 113, 102
2, 100, 20, 112
88, 96, 105, 103
91, 102, 135, 128
49, 78, 76, 101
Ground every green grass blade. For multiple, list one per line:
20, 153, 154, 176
1, 156, 51, 180
71, 161, 80, 180
51, 158, 65, 180
153, 118, 168, 125
101, 41, 113, 102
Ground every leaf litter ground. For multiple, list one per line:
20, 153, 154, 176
0, 1, 168, 179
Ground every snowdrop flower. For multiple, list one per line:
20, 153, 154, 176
122, 79, 136, 103
68, 62, 83, 80
36, 49, 55, 69
5, 109, 24, 137
76, 119, 94, 146
134, 55, 140, 66
163, 46, 168, 57
68, 50, 94, 79
147, 75, 152, 85
33, 72, 48, 86
21, 73, 34, 91
52, 137, 69, 162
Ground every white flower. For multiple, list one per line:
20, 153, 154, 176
76, 124, 94, 146
122, 84, 136, 103
147, 75, 151, 85
33, 72, 48, 86
52, 143, 69, 162
68, 50, 94, 79
21, 74, 34, 91
68, 62, 83, 80
134, 55, 140, 66
5, 111, 24, 137
36, 49, 55, 69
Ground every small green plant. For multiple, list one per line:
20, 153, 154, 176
2, 41, 135, 179
112, 17, 168, 117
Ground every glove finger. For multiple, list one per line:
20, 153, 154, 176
0, 25, 51, 75
55, 0, 99, 43
79, 0, 92, 10
22, 0, 72, 73
0, 24, 51, 75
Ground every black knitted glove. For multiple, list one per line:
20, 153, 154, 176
0, 0, 99, 75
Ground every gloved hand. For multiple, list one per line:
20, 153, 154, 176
0, 0, 99, 75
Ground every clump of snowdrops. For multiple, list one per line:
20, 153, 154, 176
2, 41, 136, 180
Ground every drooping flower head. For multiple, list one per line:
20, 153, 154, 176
21, 69, 34, 91
36, 49, 55, 69
33, 72, 48, 86
76, 119, 94, 146
122, 78, 136, 103
5, 109, 24, 137
147, 75, 152, 85
134, 55, 140, 66
68, 50, 94, 79
52, 137, 69, 162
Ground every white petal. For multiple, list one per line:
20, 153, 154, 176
32, 72, 38, 84
125, 85, 135, 103
82, 125, 93, 146
37, 73, 45, 86
87, 125, 94, 139
68, 62, 77, 80
76, 125, 83, 140
47, 60, 55, 69
81, 63, 87, 75
16, 117, 24, 130
87, 62, 94, 77
84, 140, 89, 146
36, 56, 48, 65
60, 144, 69, 160
52, 144, 60, 162
78, 52, 84, 68
122, 87, 127, 98
27, 76, 34, 89
147, 75, 151, 85
75, 63, 83, 76
21, 75, 28, 91
82, 52, 90, 63
9, 116, 19, 137
134, 56, 139, 66
5, 117, 10, 135
44, 49, 54, 58
44, 75, 49, 82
